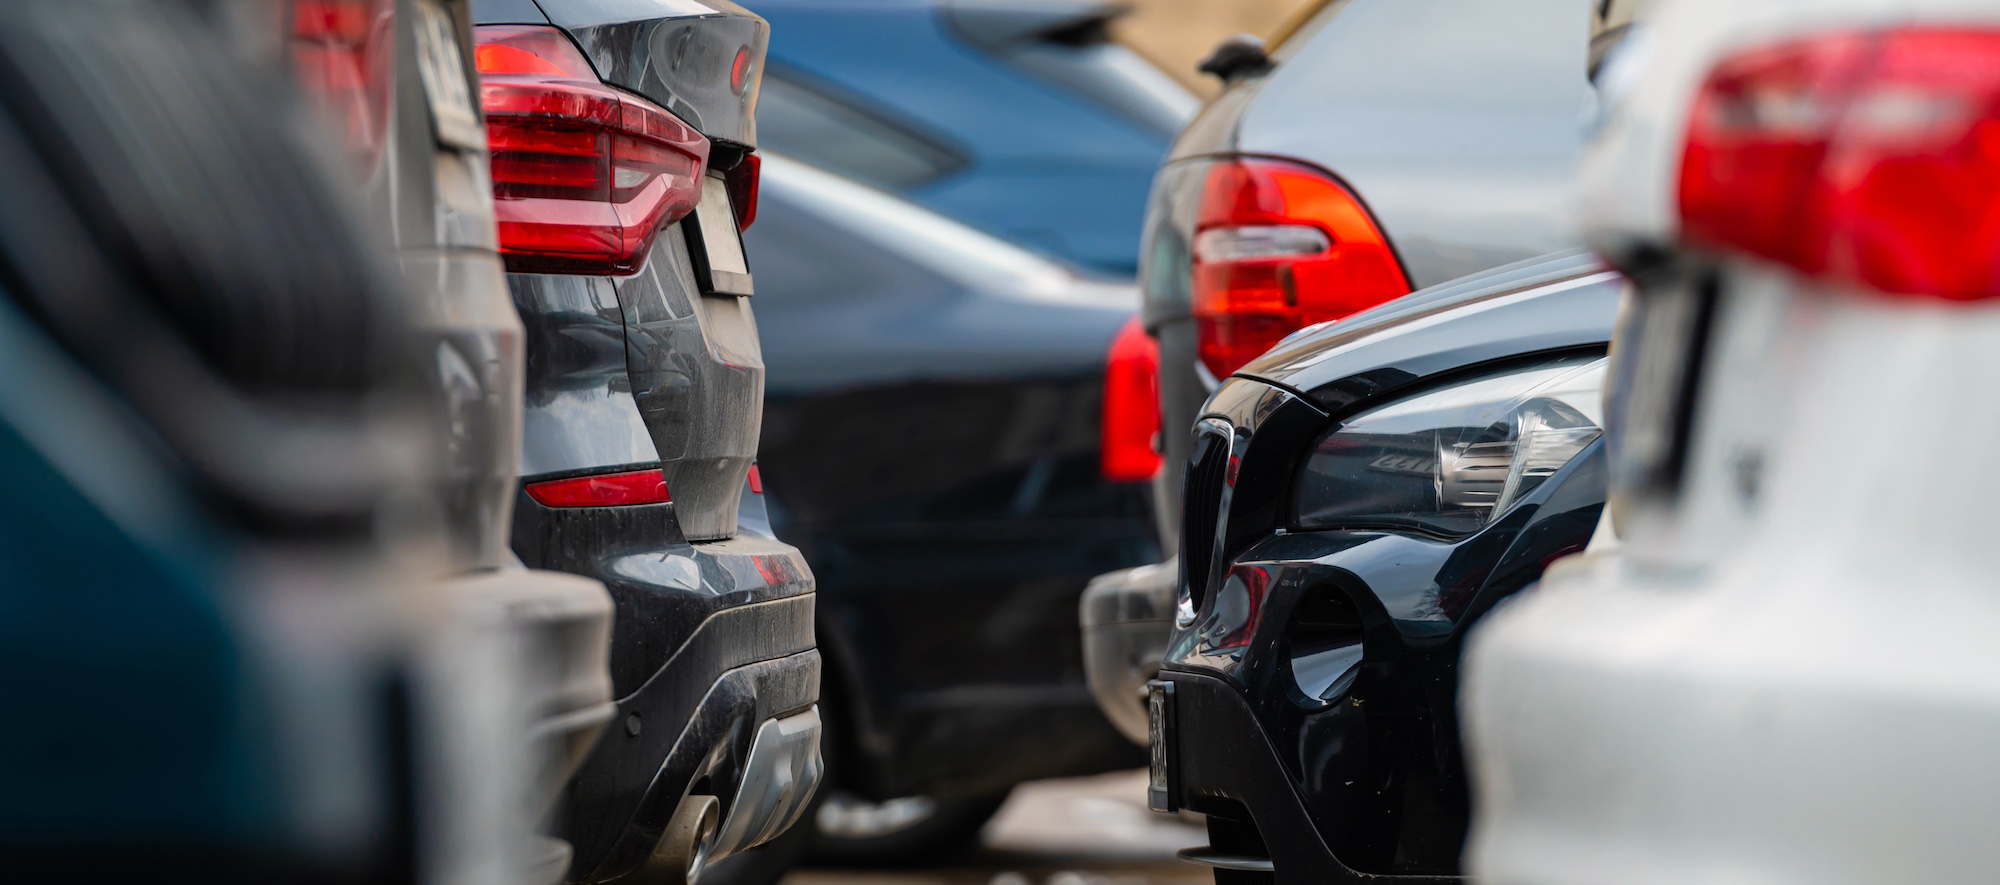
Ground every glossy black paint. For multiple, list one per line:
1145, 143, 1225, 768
1157, 261, 1621, 880
474, 0, 768, 149
746, 159, 1152, 801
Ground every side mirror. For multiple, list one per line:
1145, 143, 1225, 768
1198, 34, 1273, 84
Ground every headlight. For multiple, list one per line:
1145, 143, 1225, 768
1294, 355, 1608, 535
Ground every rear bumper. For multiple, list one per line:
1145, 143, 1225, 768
512, 499, 820, 883
577, 645, 821, 882
1080, 557, 1178, 746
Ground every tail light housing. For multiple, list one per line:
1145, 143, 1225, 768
1190, 157, 1410, 378
475, 25, 709, 275
1102, 316, 1164, 483
289, 0, 395, 171
525, 468, 670, 507
727, 153, 761, 231
1680, 28, 2000, 301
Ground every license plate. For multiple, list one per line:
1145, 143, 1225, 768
689, 176, 754, 296
1147, 679, 1176, 812
411, 0, 484, 150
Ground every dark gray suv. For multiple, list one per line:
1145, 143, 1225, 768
470, 1, 822, 882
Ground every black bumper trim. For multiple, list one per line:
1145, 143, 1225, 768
1159, 669, 1461, 885
561, 593, 816, 883
572, 648, 819, 883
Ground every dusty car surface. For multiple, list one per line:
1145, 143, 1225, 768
470, 1, 822, 882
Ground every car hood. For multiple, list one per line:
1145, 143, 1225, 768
1237, 249, 1623, 412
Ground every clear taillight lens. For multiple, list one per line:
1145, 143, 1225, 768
475, 25, 709, 275
1680, 28, 2000, 301
1190, 157, 1410, 378
1102, 316, 1163, 483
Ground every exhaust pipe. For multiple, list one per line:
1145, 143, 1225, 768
641, 794, 719, 884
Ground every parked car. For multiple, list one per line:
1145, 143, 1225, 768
468, 2, 823, 882
747, 0, 1196, 275
1461, 0, 2000, 882
288, 1, 620, 880
701, 155, 1156, 878
1087, 0, 1594, 756
0, 2, 533, 881
1147, 252, 1620, 883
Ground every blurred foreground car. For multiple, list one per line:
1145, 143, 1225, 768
704, 156, 1155, 877
749, 0, 1196, 275
469, 2, 822, 882
1088, 0, 1593, 755
287, 1, 619, 880
0, 1, 535, 881
1463, 2, 2000, 884
1149, 253, 1619, 883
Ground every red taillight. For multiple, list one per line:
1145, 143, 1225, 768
746, 464, 764, 495
727, 153, 761, 231
1102, 316, 1163, 483
1680, 28, 2000, 301
475, 25, 709, 275
1190, 157, 1410, 379
290, 0, 394, 171
524, 468, 670, 507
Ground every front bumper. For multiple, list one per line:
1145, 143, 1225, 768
1151, 670, 1459, 885
1081, 557, 1179, 746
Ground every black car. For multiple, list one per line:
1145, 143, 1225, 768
720, 155, 1157, 869
468, 1, 822, 882
1086, 0, 1594, 744
1148, 252, 1620, 883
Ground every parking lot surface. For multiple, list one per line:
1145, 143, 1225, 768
783, 771, 1210, 885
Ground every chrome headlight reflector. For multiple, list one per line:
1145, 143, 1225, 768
1295, 355, 1608, 535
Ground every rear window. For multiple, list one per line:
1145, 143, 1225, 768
755, 70, 969, 191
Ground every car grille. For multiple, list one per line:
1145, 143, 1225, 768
1180, 419, 1232, 614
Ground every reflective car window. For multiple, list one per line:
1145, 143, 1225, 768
998, 42, 1196, 138
756, 155, 1073, 296
755, 70, 969, 190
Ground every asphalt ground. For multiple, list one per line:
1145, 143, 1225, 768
781, 771, 1211, 885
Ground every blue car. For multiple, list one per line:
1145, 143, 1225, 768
748, 0, 1196, 275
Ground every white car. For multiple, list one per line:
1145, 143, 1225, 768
1461, 0, 2000, 883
